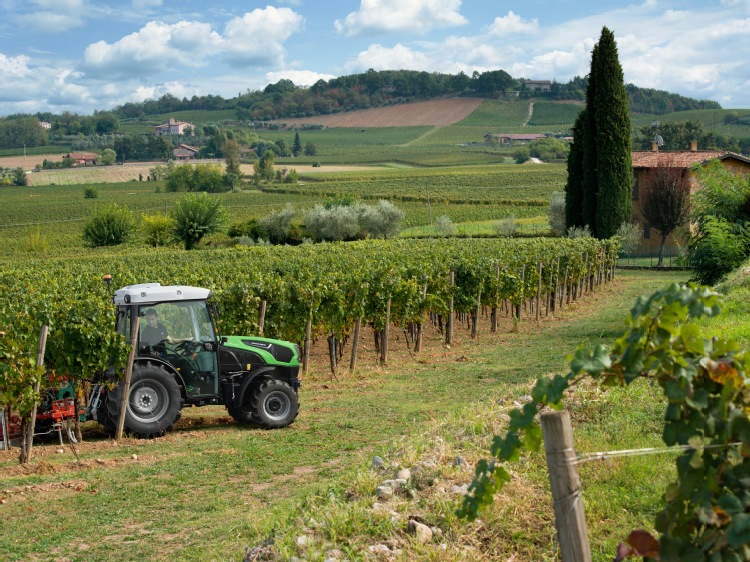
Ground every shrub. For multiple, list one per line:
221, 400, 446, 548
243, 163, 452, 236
548, 192, 566, 236
170, 193, 227, 250
567, 225, 592, 238
98, 148, 116, 166
304, 204, 361, 242
434, 215, 456, 237
24, 227, 48, 254
84, 187, 99, 199
494, 214, 517, 237
82, 203, 136, 247
513, 147, 530, 164
616, 222, 643, 258
258, 204, 298, 244
142, 213, 175, 247
12, 167, 28, 186
686, 216, 749, 285
358, 200, 404, 239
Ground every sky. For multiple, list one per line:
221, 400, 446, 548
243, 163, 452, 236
0, 0, 748, 116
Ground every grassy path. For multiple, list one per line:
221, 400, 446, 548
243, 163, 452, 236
0, 269, 687, 561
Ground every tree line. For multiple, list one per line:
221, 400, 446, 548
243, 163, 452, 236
107, 69, 721, 122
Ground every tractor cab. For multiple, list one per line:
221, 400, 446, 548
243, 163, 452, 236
114, 284, 220, 398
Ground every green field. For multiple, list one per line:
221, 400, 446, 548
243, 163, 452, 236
0, 162, 565, 259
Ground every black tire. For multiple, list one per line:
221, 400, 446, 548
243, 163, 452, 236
226, 394, 254, 424
99, 393, 118, 436
106, 363, 183, 438
250, 379, 299, 429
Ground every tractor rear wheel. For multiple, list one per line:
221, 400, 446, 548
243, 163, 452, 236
106, 363, 183, 438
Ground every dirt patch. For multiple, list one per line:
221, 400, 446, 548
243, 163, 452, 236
278, 98, 485, 128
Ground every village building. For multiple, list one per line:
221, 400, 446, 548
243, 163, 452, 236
155, 117, 194, 136
486, 133, 547, 144
524, 80, 552, 92
631, 142, 750, 251
172, 144, 200, 160
64, 152, 98, 166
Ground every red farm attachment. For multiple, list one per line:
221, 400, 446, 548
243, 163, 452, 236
0, 382, 83, 451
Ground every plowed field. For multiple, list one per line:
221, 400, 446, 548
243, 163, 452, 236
280, 97, 484, 127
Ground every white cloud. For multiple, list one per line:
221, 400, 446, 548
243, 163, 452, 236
16, 0, 87, 31
264, 69, 336, 87
488, 11, 539, 35
83, 21, 222, 78
221, 6, 304, 67
344, 43, 434, 72
335, 0, 467, 36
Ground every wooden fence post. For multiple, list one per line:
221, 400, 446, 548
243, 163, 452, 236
116, 315, 140, 441
21, 325, 48, 464
541, 410, 592, 562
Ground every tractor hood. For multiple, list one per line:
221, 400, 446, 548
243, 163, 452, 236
221, 336, 300, 366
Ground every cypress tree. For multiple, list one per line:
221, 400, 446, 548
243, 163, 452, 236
565, 27, 633, 239
581, 43, 600, 235
292, 132, 302, 156
564, 109, 586, 230
592, 27, 633, 239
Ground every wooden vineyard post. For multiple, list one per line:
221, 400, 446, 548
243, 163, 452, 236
303, 295, 313, 375
471, 285, 482, 340
541, 410, 592, 562
491, 265, 500, 333
350, 315, 362, 372
21, 325, 48, 464
515, 264, 525, 321
446, 271, 454, 346
535, 262, 542, 323
415, 280, 428, 352
116, 315, 140, 442
327, 329, 338, 376
258, 300, 267, 336
547, 260, 556, 315
380, 297, 391, 366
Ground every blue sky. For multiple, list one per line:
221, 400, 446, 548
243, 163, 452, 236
0, 0, 748, 116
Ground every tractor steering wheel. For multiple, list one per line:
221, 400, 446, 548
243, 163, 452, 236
175, 339, 200, 354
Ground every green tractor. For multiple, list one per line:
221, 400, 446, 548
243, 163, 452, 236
87, 283, 301, 438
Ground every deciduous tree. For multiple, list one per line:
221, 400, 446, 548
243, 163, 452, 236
640, 156, 691, 265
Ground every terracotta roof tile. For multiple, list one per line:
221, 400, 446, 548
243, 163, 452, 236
631, 151, 729, 168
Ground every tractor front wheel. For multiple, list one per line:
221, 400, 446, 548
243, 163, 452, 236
106, 363, 183, 438
250, 379, 299, 429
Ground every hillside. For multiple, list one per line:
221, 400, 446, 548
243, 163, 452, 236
277, 97, 484, 128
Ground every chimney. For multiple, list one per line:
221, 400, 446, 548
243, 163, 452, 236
690, 140, 698, 152
651, 141, 658, 152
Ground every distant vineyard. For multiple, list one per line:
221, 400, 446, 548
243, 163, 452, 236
456, 100, 531, 127
528, 101, 582, 126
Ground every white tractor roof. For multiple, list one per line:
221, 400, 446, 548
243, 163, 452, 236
113, 283, 211, 306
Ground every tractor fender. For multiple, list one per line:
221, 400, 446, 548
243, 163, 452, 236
234, 366, 277, 408
133, 357, 188, 396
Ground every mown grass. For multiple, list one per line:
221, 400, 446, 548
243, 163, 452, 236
0, 269, 688, 561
